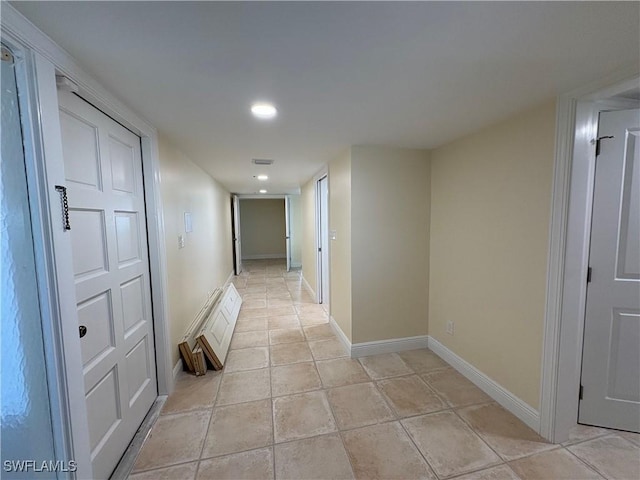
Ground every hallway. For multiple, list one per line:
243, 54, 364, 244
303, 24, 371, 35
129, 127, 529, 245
129, 260, 639, 480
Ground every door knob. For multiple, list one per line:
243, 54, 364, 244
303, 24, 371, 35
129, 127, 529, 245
79, 325, 87, 338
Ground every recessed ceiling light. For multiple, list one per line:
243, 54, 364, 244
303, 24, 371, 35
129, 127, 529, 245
251, 102, 277, 119
256, 175, 268, 181
259, 189, 267, 194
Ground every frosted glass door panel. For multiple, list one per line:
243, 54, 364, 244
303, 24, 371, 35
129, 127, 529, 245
1, 46, 57, 478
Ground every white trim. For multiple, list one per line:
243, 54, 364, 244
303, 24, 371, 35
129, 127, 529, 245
242, 254, 286, 260
291, 261, 302, 268
540, 68, 640, 443
312, 166, 329, 305
351, 335, 429, 358
232, 194, 242, 275
428, 336, 540, 432
235, 194, 291, 199
173, 359, 183, 380
329, 316, 352, 354
224, 269, 235, 288
301, 274, 316, 298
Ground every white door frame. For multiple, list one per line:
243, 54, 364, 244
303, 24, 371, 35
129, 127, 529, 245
232, 194, 242, 275
2, 6, 173, 476
285, 195, 292, 272
539, 67, 640, 443
234, 194, 289, 265
315, 172, 330, 305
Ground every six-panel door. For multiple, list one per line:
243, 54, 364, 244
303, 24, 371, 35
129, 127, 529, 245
58, 90, 158, 478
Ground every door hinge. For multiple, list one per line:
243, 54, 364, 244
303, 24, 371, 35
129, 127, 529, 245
595, 136, 614, 156
318, 247, 322, 252
587, 267, 592, 283
579, 384, 584, 400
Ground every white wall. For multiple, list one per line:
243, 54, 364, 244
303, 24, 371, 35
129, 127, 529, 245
289, 194, 302, 267
351, 146, 430, 343
329, 151, 353, 340
301, 179, 317, 294
429, 100, 556, 409
324, 147, 431, 344
158, 135, 233, 365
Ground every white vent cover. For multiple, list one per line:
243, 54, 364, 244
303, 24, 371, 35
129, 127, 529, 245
252, 158, 274, 166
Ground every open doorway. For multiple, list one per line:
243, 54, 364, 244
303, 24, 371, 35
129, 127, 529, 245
231, 195, 302, 274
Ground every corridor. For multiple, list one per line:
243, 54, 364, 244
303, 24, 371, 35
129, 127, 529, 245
129, 260, 639, 480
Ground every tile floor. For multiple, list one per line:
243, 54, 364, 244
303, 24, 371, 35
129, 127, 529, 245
130, 260, 640, 480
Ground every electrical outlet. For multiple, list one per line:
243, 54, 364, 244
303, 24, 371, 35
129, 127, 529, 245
446, 321, 455, 335
178, 234, 185, 249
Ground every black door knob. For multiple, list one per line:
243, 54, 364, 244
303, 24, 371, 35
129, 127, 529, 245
79, 325, 87, 338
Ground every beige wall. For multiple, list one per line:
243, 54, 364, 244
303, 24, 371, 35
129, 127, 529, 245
158, 135, 233, 365
301, 178, 317, 294
429, 100, 556, 409
351, 146, 430, 343
239, 199, 286, 258
289, 194, 302, 267
329, 151, 353, 340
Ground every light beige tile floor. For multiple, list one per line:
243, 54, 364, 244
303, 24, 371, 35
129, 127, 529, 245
130, 259, 640, 480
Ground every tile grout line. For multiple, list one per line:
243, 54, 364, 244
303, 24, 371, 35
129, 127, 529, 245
315, 352, 357, 480
554, 447, 608, 479
204, 263, 516, 480
301, 297, 357, 479
192, 360, 225, 479
365, 368, 446, 479
164, 262, 633, 480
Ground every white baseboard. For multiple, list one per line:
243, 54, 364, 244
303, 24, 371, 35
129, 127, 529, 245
173, 358, 183, 380
427, 336, 540, 432
291, 261, 302, 268
224, 269, 235, 288
329, 316, 352, 354
242, 254, 286, 260
351, 335, 429, 358
301, 274, 316, 298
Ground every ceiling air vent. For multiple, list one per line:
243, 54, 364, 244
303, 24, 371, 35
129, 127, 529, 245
252, 158, 274, 166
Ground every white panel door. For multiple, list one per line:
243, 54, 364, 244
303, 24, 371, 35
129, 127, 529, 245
285, 196, 292, 272
233, 194, 242, 275
58, 90, 158, 478
579, 108, 640, 432
202, 284, 242, 365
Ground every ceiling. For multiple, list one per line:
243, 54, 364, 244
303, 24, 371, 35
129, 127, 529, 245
11, 2, 640, 194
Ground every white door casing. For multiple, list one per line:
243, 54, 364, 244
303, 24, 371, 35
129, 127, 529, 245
579, 108, 640, 432
317, 175, 330, 305
58, 90, 158, 478
285, 195, 291, 272
233, 194, 242, 275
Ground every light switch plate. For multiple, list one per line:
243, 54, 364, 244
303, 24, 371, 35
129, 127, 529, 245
330, 230, 337, 240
